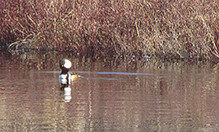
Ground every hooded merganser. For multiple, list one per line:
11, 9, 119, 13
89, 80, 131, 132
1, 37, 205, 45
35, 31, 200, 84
59, 58, 79, 88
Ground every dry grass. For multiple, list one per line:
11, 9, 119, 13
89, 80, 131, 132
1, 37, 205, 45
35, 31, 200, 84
1, 0, 219, 60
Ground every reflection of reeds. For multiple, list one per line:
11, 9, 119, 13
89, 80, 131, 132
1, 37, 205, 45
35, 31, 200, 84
1, 50, 219, 131
1, 0, 219, 60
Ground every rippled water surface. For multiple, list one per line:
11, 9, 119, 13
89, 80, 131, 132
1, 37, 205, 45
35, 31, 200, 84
0, 51, 219, 131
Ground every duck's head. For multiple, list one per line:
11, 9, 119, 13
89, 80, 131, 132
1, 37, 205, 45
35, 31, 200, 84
59, 58, 72, 74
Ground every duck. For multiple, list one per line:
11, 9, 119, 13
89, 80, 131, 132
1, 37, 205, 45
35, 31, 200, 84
59, 58, 79, 88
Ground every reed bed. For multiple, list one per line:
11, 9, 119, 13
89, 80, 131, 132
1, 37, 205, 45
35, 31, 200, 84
1, 0, 219, 60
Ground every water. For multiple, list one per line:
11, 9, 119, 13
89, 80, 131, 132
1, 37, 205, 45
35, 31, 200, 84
0, 51, 219, 131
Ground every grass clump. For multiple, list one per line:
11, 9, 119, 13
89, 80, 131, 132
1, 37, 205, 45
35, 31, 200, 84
1, 0, 219, 60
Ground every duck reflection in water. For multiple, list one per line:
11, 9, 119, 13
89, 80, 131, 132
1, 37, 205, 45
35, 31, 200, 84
58, 58, 79, 102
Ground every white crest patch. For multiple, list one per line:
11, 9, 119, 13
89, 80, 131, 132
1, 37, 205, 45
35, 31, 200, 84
64, 59, 72, 69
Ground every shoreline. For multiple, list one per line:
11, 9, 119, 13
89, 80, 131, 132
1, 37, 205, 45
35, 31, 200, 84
2, 45, 218, 63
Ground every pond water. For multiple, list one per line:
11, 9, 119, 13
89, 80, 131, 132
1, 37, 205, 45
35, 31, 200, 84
0, 51, 219, 131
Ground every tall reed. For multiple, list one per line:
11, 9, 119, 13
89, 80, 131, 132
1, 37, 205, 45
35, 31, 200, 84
1, 0, 219, 60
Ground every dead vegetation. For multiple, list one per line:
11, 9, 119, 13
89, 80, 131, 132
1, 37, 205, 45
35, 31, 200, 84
1, 0, 219, 60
